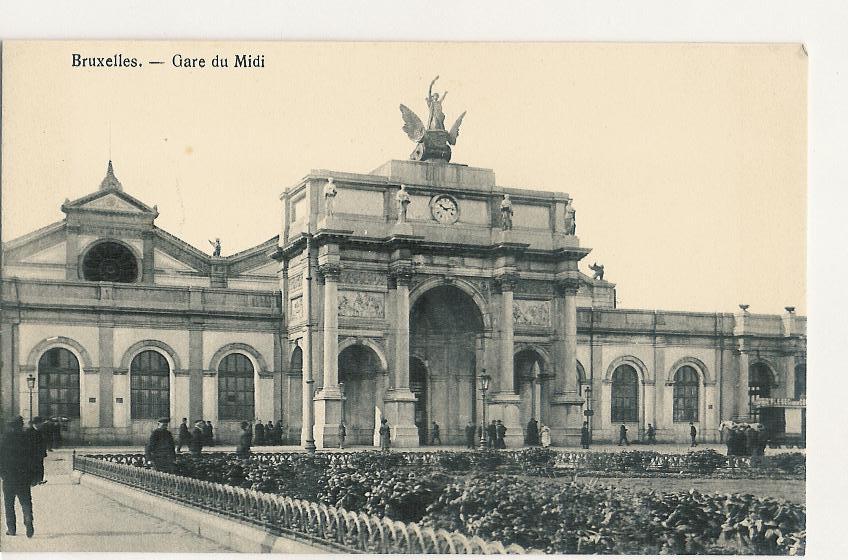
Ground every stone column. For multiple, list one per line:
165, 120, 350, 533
736, 352, 750, 419
383, 265, 419, 447
489, 273, 522, 448
313, 263, 342, 448
549, 278, 583, 445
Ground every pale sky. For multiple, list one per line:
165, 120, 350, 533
1, 41, 806, 315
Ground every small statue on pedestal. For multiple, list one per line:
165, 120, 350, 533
589, 263, 604, 281
500, 194, 513, 231
323, 177, 337, 216
208, 238, 222, 257
396, 185, 411, 223
565, 200, 576, 235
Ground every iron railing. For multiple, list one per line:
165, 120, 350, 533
72, 453, 528, 554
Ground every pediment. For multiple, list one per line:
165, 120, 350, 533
20, 241, 67, 265
80, 193, 145, 213
154, 248, 201, 273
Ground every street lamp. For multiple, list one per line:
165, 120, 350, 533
26, 373, 36, 423
584, 384, 593, 443
478, 369, 490, 450
339, 382, 346, 425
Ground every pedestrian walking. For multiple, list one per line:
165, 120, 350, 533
465, 421, 476, 449
255, 420, 265, 446
176, 418, 190, 453
540, 424, 551, 448
26, 417, 49, 485
431, 421, 442, 445
266, 421, 275, 444
486, 420, 497, 449
189, 420, 205, 457
204, 420, 214, 446
236, 421, 253, 458
647, 423, 657, 444
275, 419, 285, 445
580, 421, 590, 449
690, 422, 698, 447
618, 424, 629, 446
1, 416, 36, 538
379, 418, 391, 451
145, 418, 176, 473
338, 422, 347, 449
495, 420, 507, 449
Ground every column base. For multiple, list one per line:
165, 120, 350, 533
313, 386, 342, 449
549, 391, 584, 446
488, 392, 523, 449
382, 388, 419, 448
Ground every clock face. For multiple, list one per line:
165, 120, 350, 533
431, 195, 459, 224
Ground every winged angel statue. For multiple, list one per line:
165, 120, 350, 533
399, 76, 466, 162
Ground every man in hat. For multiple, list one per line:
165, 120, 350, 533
189, 420, 205, 458
379, 418, 391, 451
204, 420, 214, 446
26, 417, 49, 485
1, 416, 36, 537
176, 418, 191, 453
689, 422, 698, 447
145, 418, 176, 472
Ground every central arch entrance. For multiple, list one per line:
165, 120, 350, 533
410, 284, 485, 445
339, 344, 380, 445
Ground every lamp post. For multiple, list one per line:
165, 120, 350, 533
26, 373, 36, 423
478, 369, 490, 450
584, 384, 593, 443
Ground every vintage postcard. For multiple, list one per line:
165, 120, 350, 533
1, 40, 806, 555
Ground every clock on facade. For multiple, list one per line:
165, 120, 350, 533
430, 194, 459, 224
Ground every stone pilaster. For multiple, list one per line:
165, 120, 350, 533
489, 272, 522, 448
189, 325, 204, 423
384, 264, 419, 447
313, 262, 342, 448
98, 323, 114, 428
549, 278, 583, 445
736, 351, 750, 419
141, 231, 155, 283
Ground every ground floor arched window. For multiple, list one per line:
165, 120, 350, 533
672, 365, 699, 422
611, 364, 638, 423
38, 348, 81, 418
218, 353, 255, 421
131, 350, 170, 419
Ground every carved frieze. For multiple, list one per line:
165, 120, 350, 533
290, 296, 304, 321
340, 269, 386, 287
339, 290, 385, 319
514, 279, 555, 297
288, 271, 303, 290
513, 299, 552, 327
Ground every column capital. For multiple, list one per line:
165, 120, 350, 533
496, 271, 520, 292
389, 263, 415, 286
556, 278, 581, 296
318, 263, 342, 281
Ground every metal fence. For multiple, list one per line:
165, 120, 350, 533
72, 453, 528, 554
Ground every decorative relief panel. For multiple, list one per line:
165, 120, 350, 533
288, 272, 303, 290
515, 279, 555, 297
290, 296, 303, 321
340, 269, 386, 287
513, 299, 552, 327
339, 290, 385, 319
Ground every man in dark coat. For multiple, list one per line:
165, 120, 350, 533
235, 421, 253, 458
495, 420, 507, 449
26, 417, 49, 485
618, 424, 629, 446
274, 420, 285, 446
647, 424, 657, 444
255, 420, 265, 446
176, 418, 191, 453
580, 421, 590, 449
189, 420, 205, 457
689, 422, 698, 447
204, 420, 214, 446
431, 421, 442, 445
486, 420, 497, 449
145, 418, 176, 472
526, 418, 539, 446
1, 416, 36, 537
465, 421, 476, 449
266, 421, 275, 444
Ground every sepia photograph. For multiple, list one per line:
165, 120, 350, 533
1, 38, 808, 555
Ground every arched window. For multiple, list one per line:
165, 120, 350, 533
794, 363, 806, 399
38, 348, 81, 418
673, 366, 699, 422
749, 363, 774, 399
611, 364, 638, 423
131, 350, 170, 419
218, 353, 255, 421
82, 241, 138, 283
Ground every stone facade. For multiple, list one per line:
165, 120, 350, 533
1, 160, 806, 447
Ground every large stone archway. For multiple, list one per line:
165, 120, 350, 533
339, 344, 382, 445
410, 284, 485, 445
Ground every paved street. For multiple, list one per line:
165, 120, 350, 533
0, 449, 230, 553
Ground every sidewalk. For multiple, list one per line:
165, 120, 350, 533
0, 449, 230, 553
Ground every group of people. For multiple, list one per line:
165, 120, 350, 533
175, 418, 215, 455
459, 420, 510, 449
0, 416, 58, 538
523, 418, 554, 448
252, 419, 285, 446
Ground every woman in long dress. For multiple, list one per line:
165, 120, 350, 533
540, 425, 551, 448
379, 418, 391, 451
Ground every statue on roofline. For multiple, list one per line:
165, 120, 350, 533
399, 76, 466, 163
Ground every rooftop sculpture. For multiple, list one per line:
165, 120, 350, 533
399, 76, 466, 163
